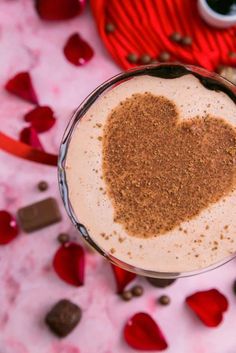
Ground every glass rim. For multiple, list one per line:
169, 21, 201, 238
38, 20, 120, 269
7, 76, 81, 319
58, 63, 236, 279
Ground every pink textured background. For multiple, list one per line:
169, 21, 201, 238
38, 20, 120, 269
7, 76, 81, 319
0, 1, 236, 352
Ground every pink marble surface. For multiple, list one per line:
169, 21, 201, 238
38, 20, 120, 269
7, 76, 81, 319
0, 1, 236, 352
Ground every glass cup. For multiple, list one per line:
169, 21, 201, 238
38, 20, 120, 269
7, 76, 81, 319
58, 63, 236, 279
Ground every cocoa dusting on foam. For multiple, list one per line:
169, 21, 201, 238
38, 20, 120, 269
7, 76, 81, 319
102, 93, 236, 238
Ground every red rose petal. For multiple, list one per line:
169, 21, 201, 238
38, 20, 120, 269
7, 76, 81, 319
0, 210, 19, 245
5, 72, 38, 105
111, 264, 136, 293
53, 242, 85, 286
186, 289, 228, 327
35, 0, 85, 20
124, 312, 168, 351
19, 127, 44, 150
24, 106, 56, 133
63, 33, 94, 66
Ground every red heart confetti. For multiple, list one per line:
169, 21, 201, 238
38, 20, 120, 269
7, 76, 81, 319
186, 289, 228, 327
111, 264, 136, 293
124, 312, 168, 351
19, 127, 44, 150
53, 242, 85, 286
35, 0, 85, 20
63, 33, 94, 66
5, 72, 38, 105
0, 210, 19, 245
24, 106, 56, 133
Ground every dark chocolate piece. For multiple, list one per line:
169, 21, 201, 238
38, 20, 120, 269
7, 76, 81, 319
18, 197, 61, 232
45, 299, 81, 337
146, 277, 176, 288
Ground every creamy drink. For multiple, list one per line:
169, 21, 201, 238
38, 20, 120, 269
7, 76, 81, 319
62, 65, 236, 274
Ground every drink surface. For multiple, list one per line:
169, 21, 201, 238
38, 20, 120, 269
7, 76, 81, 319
65, 73, 236, 273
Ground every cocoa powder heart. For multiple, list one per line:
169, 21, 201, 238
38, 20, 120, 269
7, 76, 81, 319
102, 93, 236, 238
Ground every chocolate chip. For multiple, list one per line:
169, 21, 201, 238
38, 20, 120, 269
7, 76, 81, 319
38, 181, 48, 191
158, 295, 170, 305
146, 277, 176, 288
57, 233, 70, 244
127, 53, 139, 63
131, 285, 144, 297
140, 54, 152, 65
233, 279, 236, 294
121, 290, 133, 301
170, 32, 182, 43
105, 23, 116, 34
45, 299, 82, 337
181, 36, 192, 46
18, 197, 61, 233
158, 51, 170, 62
229, 51, 236, 59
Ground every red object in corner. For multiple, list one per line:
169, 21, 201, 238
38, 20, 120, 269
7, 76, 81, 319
90, 0, 236, 71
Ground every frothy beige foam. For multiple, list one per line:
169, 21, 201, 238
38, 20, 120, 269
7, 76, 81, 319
65, 74, 236, 273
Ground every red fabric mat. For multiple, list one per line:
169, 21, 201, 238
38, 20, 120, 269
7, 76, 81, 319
91, 0, 236, 71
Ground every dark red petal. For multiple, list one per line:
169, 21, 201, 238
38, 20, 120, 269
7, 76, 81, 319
5, 72, 38, 105
186, 289, 228, 327
19, 127, 44, 150
111, 264, 136, 293
24, 106, 56, 133
124, 312, 168, 351
35, 0, 85, 20
0, 211, 19, 245
53, 242, 85, 286
63, 33, 94, 66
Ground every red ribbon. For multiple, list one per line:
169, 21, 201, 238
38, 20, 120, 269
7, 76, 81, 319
0, 132, 58, 166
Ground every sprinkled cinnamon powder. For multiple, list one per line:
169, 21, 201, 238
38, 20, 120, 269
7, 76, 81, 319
102, 93, 236, 238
